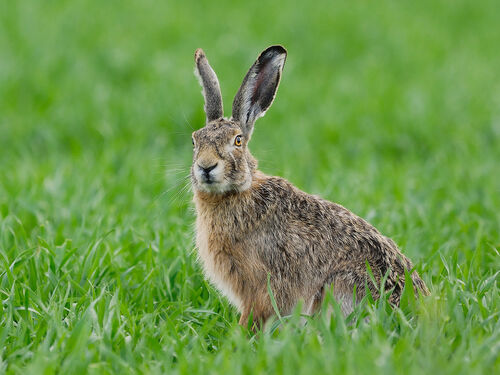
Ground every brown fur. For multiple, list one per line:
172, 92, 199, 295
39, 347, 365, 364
190, 46, 429, 329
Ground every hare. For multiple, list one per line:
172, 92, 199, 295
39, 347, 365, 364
191, 45, 429, 328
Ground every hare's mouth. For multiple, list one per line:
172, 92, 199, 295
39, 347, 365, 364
200, 173, 216, 184
197, 180, 230, 194
192, 162, 229, 193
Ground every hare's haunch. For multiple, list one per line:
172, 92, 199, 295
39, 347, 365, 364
191, 46, 429, 328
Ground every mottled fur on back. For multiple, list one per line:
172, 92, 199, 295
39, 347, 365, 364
190, 46, 429, 328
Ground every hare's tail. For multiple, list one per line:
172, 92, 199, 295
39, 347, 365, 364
411, 271, 430, 296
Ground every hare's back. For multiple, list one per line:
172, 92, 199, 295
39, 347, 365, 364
253, 176, 414, 290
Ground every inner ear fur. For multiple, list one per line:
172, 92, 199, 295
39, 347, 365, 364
232, 45, 287, 136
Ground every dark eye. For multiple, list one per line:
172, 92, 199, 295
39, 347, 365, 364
234, 135, 242, 147
192, 137, 195, 146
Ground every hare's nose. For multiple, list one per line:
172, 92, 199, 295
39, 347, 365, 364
198, 163, 218, 174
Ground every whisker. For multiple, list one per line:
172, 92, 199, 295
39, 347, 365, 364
180, 108, 196, 131
164, 179, 192, 207
152, 174, 191, 204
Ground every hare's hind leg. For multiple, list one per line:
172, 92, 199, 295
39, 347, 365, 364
307, 287, 326, 314
306, 281, 355, 317
323, 271, 377, 316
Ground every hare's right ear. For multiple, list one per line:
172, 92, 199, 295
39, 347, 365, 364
194, 48, 224, 123
232, 45, 287, 137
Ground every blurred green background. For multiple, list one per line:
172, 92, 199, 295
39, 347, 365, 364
0, 0, 499, 374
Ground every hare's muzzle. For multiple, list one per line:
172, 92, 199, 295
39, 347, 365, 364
198, 162, 218, 184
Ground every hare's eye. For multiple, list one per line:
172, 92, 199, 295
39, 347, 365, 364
191, 137, 195, 146
234, 135, 242, 147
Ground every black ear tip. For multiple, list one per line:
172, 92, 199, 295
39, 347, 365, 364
269, 45, 287, 54
263, 45, 287, 57
258, 45, 287, 65
194, 48, 206, 62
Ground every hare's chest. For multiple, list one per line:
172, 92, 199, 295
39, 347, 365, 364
195, 218, 243, 310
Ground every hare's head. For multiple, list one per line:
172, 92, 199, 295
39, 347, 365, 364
191, 46, 287, 194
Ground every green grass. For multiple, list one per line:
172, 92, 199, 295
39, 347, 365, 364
0, 0, 499, 373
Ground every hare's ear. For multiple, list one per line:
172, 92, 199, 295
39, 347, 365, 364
232, 45, 287, 137
194, 48, 224, 122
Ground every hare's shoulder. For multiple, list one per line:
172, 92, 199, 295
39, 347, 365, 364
255, 174, 354, 219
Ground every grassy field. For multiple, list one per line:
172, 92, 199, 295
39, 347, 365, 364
0, 0, 499, 373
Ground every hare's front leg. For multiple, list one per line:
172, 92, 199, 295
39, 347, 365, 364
238, 292, 274, 330
238, 309, 251, 327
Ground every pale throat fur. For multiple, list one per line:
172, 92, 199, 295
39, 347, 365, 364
193, 168, 269, 312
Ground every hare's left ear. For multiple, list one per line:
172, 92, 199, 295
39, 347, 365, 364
232, 45, 287, 137
194, 48, 224, 122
